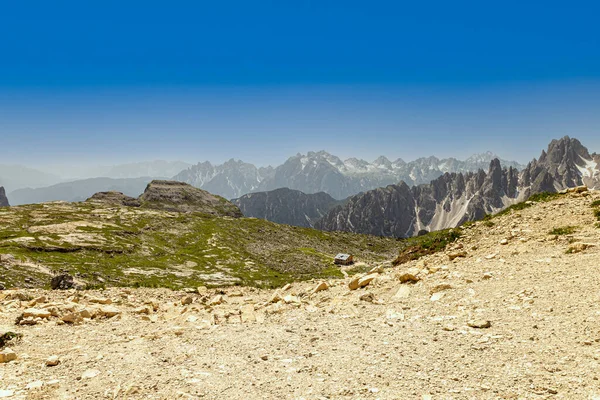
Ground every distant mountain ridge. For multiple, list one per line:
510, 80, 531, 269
8, 177, 154, 206
317, 137, 599, 237
0, 165, 61, 192
175, 151, 524, 199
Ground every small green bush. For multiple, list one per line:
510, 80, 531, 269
393, 229, 461, 265
590, 200, 600, 208
549, 226, 577, 235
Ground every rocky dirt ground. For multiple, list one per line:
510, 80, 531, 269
1, 190, 600, 399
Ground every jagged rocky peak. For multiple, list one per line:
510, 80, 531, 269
138, 180, 242, 217
86, 191, 141, 207
0, 186, 9, 207
528, 136, 599, 190
372, 156, 393, 169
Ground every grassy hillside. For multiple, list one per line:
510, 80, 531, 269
0, 201, 398, 289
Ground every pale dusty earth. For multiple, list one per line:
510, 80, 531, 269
1, 191, 600, 399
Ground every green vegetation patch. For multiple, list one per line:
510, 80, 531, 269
549, 226, 578, 236
0, 202, 398, 289
485, 192, 562, 220
590, 200, 600, 208
392, 229, 461, 266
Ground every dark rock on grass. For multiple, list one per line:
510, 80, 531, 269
51, 274, 75, 290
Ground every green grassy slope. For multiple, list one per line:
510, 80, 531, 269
0, 202, 398, 289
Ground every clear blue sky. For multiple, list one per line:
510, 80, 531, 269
1, 1, 599, 167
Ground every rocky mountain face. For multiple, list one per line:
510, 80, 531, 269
520, 137, 600, 191
138, 180, 243, 217
173, 159, 273, 200
232, 188, 343, 228
317, 137, 598, 237
0, 186, 9, 207
174, 151, 524, 200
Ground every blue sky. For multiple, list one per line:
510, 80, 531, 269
1, 1, 599, 167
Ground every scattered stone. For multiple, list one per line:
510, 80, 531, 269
359, 292, 375, 302
430, 292, 444, 302
45, 355, 60, 367
468, 319, 491, 329
196, 286, 208, 295
50, 274, 75, 290
357, 274, 377, 288
283, 295, 300, 304
181, 296, 194, 305
348, 277, 361, 290
133, 306, 152, 315
0, 347, 17, 363
448, 251, 467, 261
482, 272, 493, 280
391, 286, 411, 300
240, 304, 257, 323
61, 312, 83, 324
312, 281, 329, 294
397, 268, 421, 283
22, 308, 51, 319
89, 297, 112, 305
98, 306, 121, 318
500, 239, 509, 245
368, 265, 384, 274
269, 291, 283, 303
430, 284, 452, 294
81, 369, 100, 379
0, 390, 13, 398
28, 296, 47, 306
46, 379, 60, 388
282, 283, 292, 291
26, 380, 44, 390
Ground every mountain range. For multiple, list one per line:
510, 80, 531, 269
316, 136, 599, 237
176, 151, 524, 199
8, 177, 153, 206
233, 137, 599, 237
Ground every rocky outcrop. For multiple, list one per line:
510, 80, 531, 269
86, 191, 141, 207
317, 137, 599, 237
232, 188, 343, 228
0, 187, 8, 207
138, 180, 242, 217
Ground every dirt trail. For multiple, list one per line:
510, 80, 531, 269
1, 191, 600, 399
